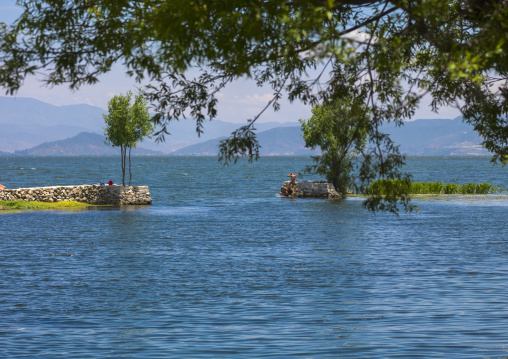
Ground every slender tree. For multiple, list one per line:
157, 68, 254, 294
103, 91, 154, 186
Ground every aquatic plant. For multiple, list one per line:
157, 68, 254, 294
0, 200, 90, 210
443, 183, 460, 194
366, 180, 499, 195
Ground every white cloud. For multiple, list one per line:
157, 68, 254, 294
240, 93, 274, 106
342, 29, 372, 43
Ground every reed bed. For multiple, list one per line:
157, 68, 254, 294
365, 180, 501, 195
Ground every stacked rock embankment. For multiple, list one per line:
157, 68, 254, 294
281, 180, 341, 198
0, 185, 152, 205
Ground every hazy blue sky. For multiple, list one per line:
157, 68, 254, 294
0, 1, 460, 123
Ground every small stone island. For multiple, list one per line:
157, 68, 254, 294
281, 180, 341, 198
0, 184, 152, 205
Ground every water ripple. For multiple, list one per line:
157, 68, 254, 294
1, 156, 508, 357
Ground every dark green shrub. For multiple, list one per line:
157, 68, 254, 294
443, 183, 460, 194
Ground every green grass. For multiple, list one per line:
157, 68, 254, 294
365, 180, 501, 195
0, 200, 92, 211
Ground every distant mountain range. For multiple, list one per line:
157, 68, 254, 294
0, 96, 298, 153
383, 117, 489, 156
171, 127, 315, 156
0, 96, 105, 152
170, 117, 489, 156
0, 128, 313, 157
0, 96, 492, 156
13, 132, 163, 156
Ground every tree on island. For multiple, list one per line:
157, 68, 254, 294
2, 1, 508, 212
104, 91, 154, 186
300, 100, 369, 198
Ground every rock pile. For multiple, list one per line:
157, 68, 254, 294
281, 180, 341, 198
0, 184, 152, 205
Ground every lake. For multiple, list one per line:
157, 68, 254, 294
1, 156, 507, 358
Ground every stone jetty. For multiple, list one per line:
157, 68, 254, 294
0, 184, 152, 205
281, 180, 341, 198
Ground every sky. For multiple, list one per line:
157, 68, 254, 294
0, 1, 461, 124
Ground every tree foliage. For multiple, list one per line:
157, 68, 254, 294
300, 100, 369, 198
2, 0, 508, 211
103, 91, 153, 186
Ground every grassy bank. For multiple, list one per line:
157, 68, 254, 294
365, 180, 502, 196
0, 200, 92, 211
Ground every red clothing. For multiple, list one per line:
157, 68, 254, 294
108, 180, 113, 186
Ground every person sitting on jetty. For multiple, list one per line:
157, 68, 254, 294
279, 186, 293, 196
0, 184, 5, 191
288, 172, 296, 192
108, 180, 113, 186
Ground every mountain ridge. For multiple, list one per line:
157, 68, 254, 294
0, 96, 299, 153
12, 132, 163, 156
0, 96, 491, 156
383, 116, 488, 156
170, 127, 316, 156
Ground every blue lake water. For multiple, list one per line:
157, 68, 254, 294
1, 156, 508, 358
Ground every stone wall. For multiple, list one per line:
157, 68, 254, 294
0, 185, 152, 205
282, 180, 341, 198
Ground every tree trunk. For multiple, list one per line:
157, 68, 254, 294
128, 147, 132, 186
121, 145, 126, 186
